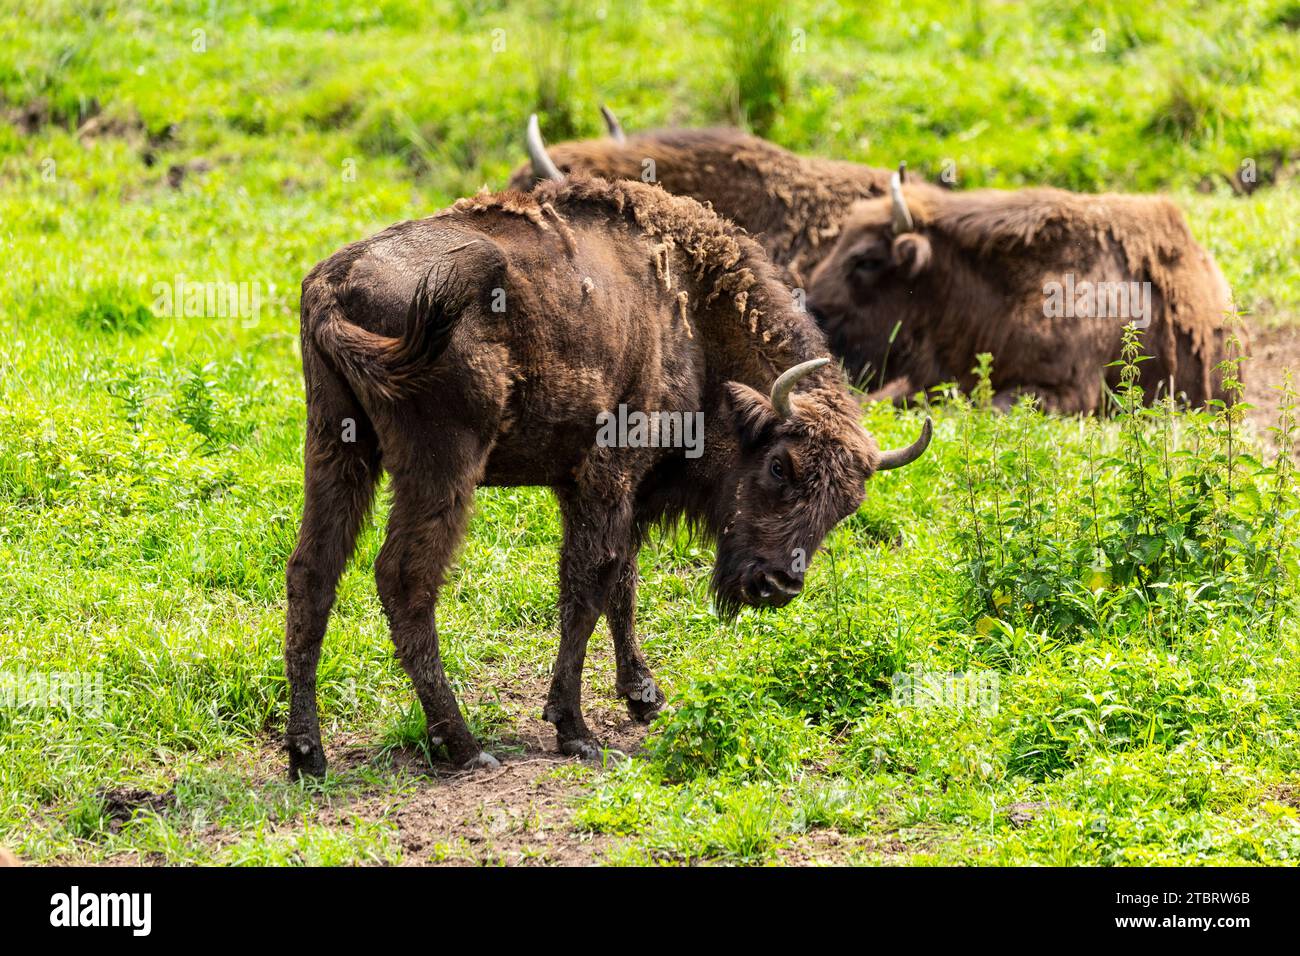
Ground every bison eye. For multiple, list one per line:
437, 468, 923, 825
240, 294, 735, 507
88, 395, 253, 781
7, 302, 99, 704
853, 255, 888, 275
770, 458, 786, 481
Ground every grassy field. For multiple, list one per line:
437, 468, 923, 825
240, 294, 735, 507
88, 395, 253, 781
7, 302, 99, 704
1, 0, 1299, 865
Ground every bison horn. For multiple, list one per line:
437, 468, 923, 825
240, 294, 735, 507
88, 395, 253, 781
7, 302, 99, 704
890, 164, 914, 234
527, 114, 564, 183
770, 357, 830, 418
875, 416, 933, 471
600, 104, 626, 143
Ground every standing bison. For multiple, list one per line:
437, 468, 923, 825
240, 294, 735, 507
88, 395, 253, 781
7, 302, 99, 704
508, 108, 897, 285
804, 170, 1241, 412
284, 120, 931, 776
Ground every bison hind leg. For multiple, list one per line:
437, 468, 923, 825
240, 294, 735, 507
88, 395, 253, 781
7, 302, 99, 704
285, 368, 382, 780
375, 438, 498, 771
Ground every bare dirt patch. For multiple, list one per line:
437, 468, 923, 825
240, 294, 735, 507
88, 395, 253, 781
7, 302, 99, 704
777, 828, 910, 865
4, 97, 55, 135
1245, 323, 1300, 440
75, 110, 146, 146
1265, 783, 1300, 809
314, 668, 652, 866
96, 786, 176, 833
83, 659, 654, 866
1002, 800, 1049, 829
328, 756, 614, 866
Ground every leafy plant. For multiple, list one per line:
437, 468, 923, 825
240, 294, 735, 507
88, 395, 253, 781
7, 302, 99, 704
647, 672, 818, 781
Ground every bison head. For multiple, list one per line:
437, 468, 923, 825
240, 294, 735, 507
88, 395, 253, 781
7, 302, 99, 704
804, 165, 938, 388
708, 358, 931, 615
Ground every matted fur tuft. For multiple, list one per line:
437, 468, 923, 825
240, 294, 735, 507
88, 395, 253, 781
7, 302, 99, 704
507, 128, 896, 284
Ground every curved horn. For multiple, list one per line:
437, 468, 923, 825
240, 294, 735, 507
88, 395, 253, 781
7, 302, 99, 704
527, 114, 564, 182
875, 416, 932, 471
890, 165, 914, 234
770, 358, 830, 418
599, 104, 626, 143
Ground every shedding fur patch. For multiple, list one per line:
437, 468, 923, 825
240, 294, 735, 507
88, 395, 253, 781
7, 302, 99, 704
454, 177, 827, 379
448, 188, 548, 226
652, 241, 674, 290
539, 201, 577, 253
676, 290, 692, 338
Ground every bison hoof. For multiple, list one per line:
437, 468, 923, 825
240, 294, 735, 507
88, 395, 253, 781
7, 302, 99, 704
461, 751, 501, 771
560, 738, 626, 765
624, 677, 664, 723
560, 737, 605, 762
287, 737, 327, 780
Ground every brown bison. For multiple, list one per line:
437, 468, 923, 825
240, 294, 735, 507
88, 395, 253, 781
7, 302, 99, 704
804, 169, 1241, 412
508, 108, 897, 285
284, 121, 931, 776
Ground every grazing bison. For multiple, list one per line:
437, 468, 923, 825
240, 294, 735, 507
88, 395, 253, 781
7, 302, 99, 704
804, 169, 1241, 412
284, 121, 932, 776
508, 107, 898, 285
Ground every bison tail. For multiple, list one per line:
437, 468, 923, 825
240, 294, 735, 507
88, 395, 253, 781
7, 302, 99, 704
310, 258, 482, 404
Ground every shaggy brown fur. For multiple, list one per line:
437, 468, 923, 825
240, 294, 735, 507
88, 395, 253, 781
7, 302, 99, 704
286, 176, 928, 775
507, 128, 895, 285
806, 182, 1243, 412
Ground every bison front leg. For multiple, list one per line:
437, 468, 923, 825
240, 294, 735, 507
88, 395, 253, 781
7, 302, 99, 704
545, 487, 635, 761
608, 559, 665, 723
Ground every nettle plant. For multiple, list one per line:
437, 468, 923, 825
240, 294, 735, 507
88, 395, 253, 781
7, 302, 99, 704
956, 323, 1298, 641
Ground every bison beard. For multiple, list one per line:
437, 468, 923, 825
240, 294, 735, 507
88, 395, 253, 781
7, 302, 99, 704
284, 174, 930, 775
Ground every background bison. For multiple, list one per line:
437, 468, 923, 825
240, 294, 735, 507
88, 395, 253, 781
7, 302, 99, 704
805, 170, 1242, 412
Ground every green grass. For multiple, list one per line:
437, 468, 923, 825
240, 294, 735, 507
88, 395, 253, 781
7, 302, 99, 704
1, 0, 1298, 865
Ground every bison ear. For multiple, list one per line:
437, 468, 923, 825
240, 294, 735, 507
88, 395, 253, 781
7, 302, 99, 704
724, 382, 780, 450
892, 233, 932, 278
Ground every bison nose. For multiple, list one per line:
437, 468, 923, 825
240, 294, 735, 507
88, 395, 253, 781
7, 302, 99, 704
771, 567, 805, 592
749, 569, 804, 608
